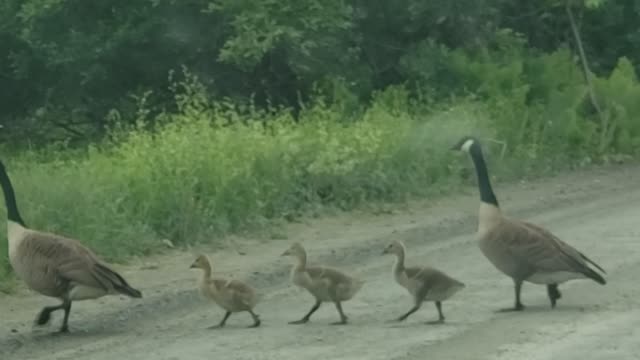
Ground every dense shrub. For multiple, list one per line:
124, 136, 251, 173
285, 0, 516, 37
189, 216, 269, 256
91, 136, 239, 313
2, 51, 640, 290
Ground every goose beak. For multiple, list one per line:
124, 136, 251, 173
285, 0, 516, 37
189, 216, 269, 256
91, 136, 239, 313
280, 249, 290, 256
189, 262, 197, 269
449, 143, 460, 151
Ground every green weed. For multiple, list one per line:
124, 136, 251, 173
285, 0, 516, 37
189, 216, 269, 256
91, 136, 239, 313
1, 54, 640, 291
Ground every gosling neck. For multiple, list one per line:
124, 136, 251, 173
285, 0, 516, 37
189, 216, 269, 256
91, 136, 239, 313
294, 250, 307, 270
200, 260, 212, 279
392, 248, 406, 275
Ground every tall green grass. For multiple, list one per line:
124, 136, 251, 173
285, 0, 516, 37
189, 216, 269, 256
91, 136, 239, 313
0, 96, 491, 289
2, 53, 640, 291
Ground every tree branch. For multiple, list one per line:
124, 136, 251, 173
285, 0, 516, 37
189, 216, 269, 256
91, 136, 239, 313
565, 0, 604, 122
50, 120, 86, 138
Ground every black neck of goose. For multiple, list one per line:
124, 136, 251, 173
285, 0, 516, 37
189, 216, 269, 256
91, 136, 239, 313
469, 144, 499, 207
0, 164, 26, 226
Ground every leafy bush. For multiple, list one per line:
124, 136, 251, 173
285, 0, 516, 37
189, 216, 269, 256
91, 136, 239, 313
2, 52, 640, 290
0, 80, 490, 288
594, 57, 640, 154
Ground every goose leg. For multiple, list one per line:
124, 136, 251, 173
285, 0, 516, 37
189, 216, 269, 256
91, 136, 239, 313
247, 310, 261, 328
209, 311, 232, 329
289, 300, 321, 324
58, 300, 72, 333
426, 301, 445, 325
35, 300, 70, 329
498, 279, 525, 312
35, 305, 62, 326
547, 283, 562, 308
330, 301, 348, 325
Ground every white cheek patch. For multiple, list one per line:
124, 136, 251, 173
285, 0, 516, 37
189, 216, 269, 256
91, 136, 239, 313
461, 139, 474, 152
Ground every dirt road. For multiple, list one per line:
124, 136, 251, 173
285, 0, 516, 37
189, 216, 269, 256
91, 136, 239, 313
1, 164, 639, 360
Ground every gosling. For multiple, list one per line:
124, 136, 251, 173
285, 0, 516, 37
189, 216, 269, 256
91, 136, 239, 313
383, 240, 465, 323
281, 242, 364, 325
190, 254, 261, 328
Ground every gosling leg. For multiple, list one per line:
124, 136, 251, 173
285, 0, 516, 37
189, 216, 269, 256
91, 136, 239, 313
289, 300, 321, 325
247, 309, 261, 328
330, 301, 348, 325
209, 311, 231, 329
426, 301, 445, 324
395, 303, 421, 322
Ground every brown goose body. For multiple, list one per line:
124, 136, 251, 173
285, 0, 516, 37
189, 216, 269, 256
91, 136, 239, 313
190, 254, 261, 328
478, 215, 606, 286
1, 161, 142, 333
282, 242, 364, 325
383, 240, 464, 323
453, 137, 605, 311
9, 224, 140, 301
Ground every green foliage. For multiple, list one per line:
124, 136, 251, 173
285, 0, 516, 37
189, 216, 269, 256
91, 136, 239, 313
4, 0, 636, 144
593, 57, 640, 154
584, 0, 607, 8
0, 81, 489, 287
545, 0, 607, 8
2, 0, 640, 290
2, 48, 640, 289
213, 0, 353, 71
399, 29, 640, 163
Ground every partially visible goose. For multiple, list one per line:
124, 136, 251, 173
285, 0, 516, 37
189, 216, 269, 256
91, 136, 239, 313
0, 160, 142, 333
281, 242, 364, 325
190, 254, 261, 328
383, 240, 464, 323
451, 136, 606, 311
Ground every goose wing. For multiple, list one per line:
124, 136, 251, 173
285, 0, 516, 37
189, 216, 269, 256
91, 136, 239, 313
23, 231, 139, 294
498, 219, 605, 283
520, 221, 606, 275
306, 266, 353, 284
212, 278, 257, 306
305, 265, 363, 300
213, 278, 254, 297
406, 266, 464, 290
405, 266, 437, 283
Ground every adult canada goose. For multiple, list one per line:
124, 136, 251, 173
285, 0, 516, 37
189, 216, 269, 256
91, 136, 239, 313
0, 160, 142, 333
190, 254, 261, 328
281, 242, 364, 325
451, 136, 606, 311
382, 240, 464, 323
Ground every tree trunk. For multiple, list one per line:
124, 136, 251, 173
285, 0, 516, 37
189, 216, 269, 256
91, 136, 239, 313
566, 0, 612, 152
565, 1, 603, 121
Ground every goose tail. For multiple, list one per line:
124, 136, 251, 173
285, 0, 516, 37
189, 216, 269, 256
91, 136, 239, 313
114, 282, 143, 298
579, 252, 606, 285
95, 263, 143, 298
583, 267, 606, 285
